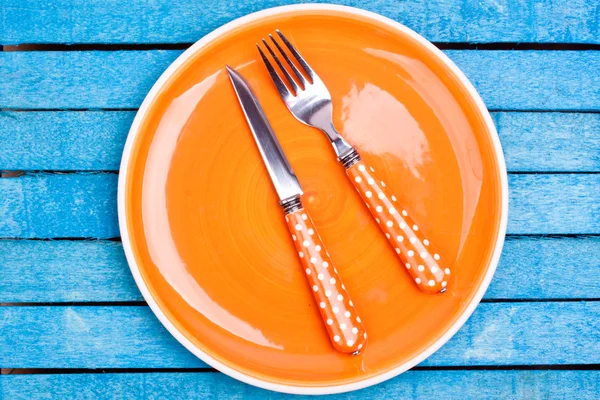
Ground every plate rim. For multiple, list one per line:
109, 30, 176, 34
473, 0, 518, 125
118, 3, 509, 395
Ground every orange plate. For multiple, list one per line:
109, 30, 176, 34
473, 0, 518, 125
118, 5, 508, 394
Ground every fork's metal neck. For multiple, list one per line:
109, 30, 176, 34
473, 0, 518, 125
321, 122, 356, 164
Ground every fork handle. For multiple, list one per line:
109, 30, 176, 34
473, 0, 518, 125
285, 203, 367, 354
345, 161, 450, 293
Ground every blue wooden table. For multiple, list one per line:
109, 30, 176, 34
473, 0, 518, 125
1, 1, 599, 398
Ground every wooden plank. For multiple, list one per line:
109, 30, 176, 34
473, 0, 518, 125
0, 111, 133, 171
1, 51, 599, 110
1, 237, 598, 303
0, 302, 597, 368
2, 111, 599, 172
2, 371, 599, 399
1, 174, 598, 238
0, 173, 118, 239
1, 0, 599, 45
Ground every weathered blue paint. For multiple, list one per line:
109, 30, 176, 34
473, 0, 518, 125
0, 302, 597, 368
2, 111, 599, 172
2, 371, 599, 399
1, 51, 600, 110
1, 237, 598, 303
1, 0, 599, 45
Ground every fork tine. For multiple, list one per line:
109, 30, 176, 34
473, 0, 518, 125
256, 44, 292, 99
275, 29, 315, 80
261, 38, 300, 94
268, 34, 307, 87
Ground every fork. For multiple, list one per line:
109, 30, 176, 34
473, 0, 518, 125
257, 30, 450, 294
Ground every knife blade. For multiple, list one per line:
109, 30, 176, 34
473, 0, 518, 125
226, 65, 303, 204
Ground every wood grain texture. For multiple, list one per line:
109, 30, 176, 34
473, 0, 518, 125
0, 173, 118, 239
1, 0, 599, 45
2, 371, 599, 399
0, 302, 597, 368
1, 174, 598, 238
1, 237, 598, 303
1, 51, 600, 110
2, 111, 599, 172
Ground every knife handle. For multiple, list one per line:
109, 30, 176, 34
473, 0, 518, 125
284, 203, 367, 354
345, 161, 450, 293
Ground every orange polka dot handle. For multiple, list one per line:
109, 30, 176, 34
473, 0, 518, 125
346, 161, 450, 293
285, 207, 367, 354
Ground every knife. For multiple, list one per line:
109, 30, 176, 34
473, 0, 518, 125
226, 66, 367, 355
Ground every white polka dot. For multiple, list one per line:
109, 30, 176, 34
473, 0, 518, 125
408, 250, 415, 257
305, 268, 311, 274
415, 278, 421, 284
320, 302, 326, 308
292, 235, 296, 241
333, 307, 339, 314
392, 195, 397, 201
413, 225, 419, 231
347, 340, 354, 347
418, 265, 425, 272
337, 294, 343, 301
400, 222, 406, 229
442, 281, 447, 287
334, 335, 340, 342
375, 218, 380, 223
395, 248, 400, 254
445, 268, 451, 275
355, 176, 362, 183
344, 311, 351, 318
358, 165, 366, 172
420, 252, 427, 259
429, 280, 435, 287
365, 191, 372, 198
381, 181, 386, 187
385, 233, 391, 239
358, 344, 363, 350
329, 278, 336, 285
341, 284, 345, 290
357, 316, 362, 323
431, 266, 438, 274
310, 257, 317, 264
322, 261, 329, 268
376, 206, 383, 212
295, 224, 302, 231
424, 239, 429, 246
302, 214, 307, 220
348, 300, 353, 306
366, 204, 370, 208
327, 318, 333, 325
389, 207, 396, 214
308, 228, 314, 235
410, 237, 416, 243
406, 263, 411, 269
285, 216, 289, 222
299, 251, 304, 258
368, 178, 375, 185
325, 290, 331, 297
434, 254, 440, 260
318, 273, 324, 280
364, 332, 368, 339
352, 327, 359, 334
397, 235, 404, 242
340, 323, 347, 330
386, 221, 393, 227
370, 166, 375, 172
402, 210, 408, 216
303, 240, 310, 247
315, 245, 321, 252
378, 193, 385, 199
313, 285, 318, 292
